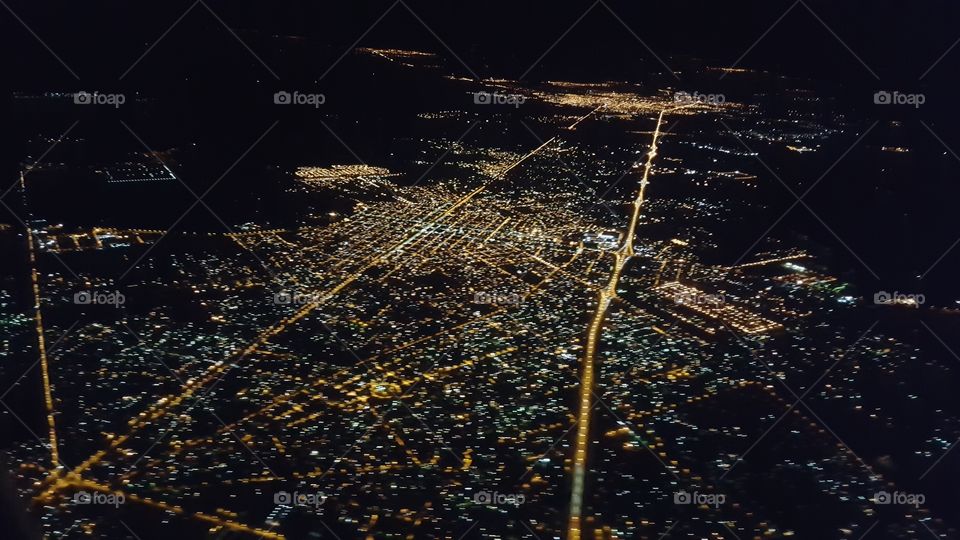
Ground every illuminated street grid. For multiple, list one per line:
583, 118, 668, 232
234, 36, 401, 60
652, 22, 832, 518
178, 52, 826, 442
7, 62, 953, 540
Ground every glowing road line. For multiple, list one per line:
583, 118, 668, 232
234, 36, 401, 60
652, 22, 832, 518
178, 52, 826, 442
567, 104, 605, 130
31, 239, 60, 469
19, 171, 62, 470
728, 253, 809, 269
567, 106, 682, 539
481, 217, 511, 244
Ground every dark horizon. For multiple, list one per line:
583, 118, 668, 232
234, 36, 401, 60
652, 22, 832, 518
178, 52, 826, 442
3, 1, 960, 85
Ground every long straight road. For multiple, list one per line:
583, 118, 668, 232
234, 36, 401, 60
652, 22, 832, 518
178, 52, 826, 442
17, 170, 62, 470
567, 107, 678, 540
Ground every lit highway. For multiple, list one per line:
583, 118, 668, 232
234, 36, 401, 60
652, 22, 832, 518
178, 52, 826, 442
567, 107, 678, 540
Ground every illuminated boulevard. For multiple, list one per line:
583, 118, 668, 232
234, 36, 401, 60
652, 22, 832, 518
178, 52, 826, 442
567, 107, 677, 540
